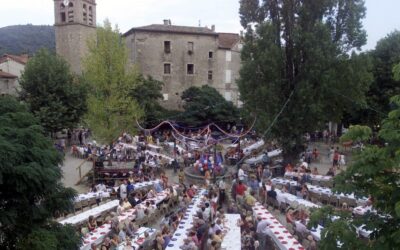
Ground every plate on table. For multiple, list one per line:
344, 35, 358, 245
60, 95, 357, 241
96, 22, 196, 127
91, 237, 97, 240
100, 232, 106, 235
281, 241, 288, 244
176, 233, 181, 236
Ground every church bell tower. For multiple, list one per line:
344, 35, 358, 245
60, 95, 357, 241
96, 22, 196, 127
54, 0, 97, 74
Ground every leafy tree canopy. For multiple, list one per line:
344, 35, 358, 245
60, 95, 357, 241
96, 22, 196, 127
309, 95, 400, 249
179, 85, 239, 126
238, 0, 372, 158
19, 48, 87, 134
0, 96, 79, 250
83, 20, 143, 144
352, 31, 400, 127
129, 76, 172, 127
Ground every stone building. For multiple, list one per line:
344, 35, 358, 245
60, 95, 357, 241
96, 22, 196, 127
123, 21, 241, 109
0, 54, 29, 95
53, 0, 96, 74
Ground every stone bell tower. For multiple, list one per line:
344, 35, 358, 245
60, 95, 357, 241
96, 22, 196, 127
54, 0, 97, 74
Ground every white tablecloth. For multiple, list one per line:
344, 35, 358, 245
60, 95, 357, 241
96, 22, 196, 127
112, 180, 162, 192
75, 191, 110, 203
252, 202, 304, 250
60, 200, 119, 225
266, 185, 320, 209
353, 205, 375, 216
284, 172, 332, 182
221, 214, 241, 250
243, 140, 265, 155
245, 149, 282, 164
272, 178, 368, 206
165, 189, 206, 250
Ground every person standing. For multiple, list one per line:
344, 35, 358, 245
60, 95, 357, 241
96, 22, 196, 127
119, 180, 127, 199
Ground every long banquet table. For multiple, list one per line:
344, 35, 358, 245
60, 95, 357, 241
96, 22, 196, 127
75, 190, 110, 203
221, 214, 241, 250
284, 172, 332, 182
245, 149, 282, 164
252, 202, 304, 250
243, 140, 265, 155
266, 184, 320, 209
272, 178, 368, 206
80, 188, 173, 249
165, 189, 206, 250
60, 200, 119, 225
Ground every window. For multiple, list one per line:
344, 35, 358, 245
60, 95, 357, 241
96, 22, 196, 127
164, 63, 171, 74
208, 51, 213, 59
225, 70, 232, 83
164, 41, 171, 53
88, 6, 93, 25
83, 4, 87, 22
61, 12, 66, 22
226, 50, 232, 62
188, 42, 194, 54
224, 91, 232, 101
208, 71, 213, 80
187, 64, 194, 75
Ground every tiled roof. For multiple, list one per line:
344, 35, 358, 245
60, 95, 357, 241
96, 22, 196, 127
0, 70, 18, 79
0, 54, 29, 65
218, 33, 240, 49
123, 24, 217, 37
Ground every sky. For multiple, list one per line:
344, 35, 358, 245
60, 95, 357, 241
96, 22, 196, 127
0, 0, 399, 51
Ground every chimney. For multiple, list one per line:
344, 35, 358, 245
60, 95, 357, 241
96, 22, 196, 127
211, 25, 215, 31
163, 19, 169, 25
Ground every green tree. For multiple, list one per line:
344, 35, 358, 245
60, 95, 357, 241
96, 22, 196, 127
83, 20, 143, 144
179, 85, 239, 126
309, 95, 400, 249
356, 31, 400, 127
238, 0, 371, 159
0, 96, 80, 250
394, 62, 400, 81
19, 48, 87, 135
129, 76, 171, 126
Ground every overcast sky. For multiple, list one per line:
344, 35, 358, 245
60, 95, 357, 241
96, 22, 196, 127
0, 0, 399, 50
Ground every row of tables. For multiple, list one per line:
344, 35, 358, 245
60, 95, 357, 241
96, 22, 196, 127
271, 178, 368, 206
245, 148, 282, 164
166, 189, 206, 250
284, 172, 332, 182
79, 187, 174, 249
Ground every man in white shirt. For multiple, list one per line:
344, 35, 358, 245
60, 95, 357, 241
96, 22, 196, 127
120, 180, 127, 199
238, 167, 247, 181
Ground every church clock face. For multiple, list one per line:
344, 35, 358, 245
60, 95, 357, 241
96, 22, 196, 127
63, 0, 70, 6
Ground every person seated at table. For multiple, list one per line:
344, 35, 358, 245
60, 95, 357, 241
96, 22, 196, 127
285, 163, 294, 172
308, 235, 317, 250
162, 227, 172, 249
87, 215, 97, 231
295, 219, 310, 236
154, 181, 163, 193
123, 237, 133, 250
187, 184, 196, 199
311, 167, 319, 175
248, 175, 260, 194
326, 167, 335, 176
300, 184, 309, 199
299, 209, 309, 220
212, 229, 224, 244
90, 242, 98, 250
339, 202, 353, 213
118, 226, 127, 242
100, 237, 111, 250
147, 189, 156, 199
286, 209, 296, 224
117, 199, 125, 215
266, 185, 277, 200
245, 190, 257, 207
110, 234, 120, 249
125, 221, 138, 237
209, 240, 219, 250
180, 238, 198, 250
122, 197, 132, 210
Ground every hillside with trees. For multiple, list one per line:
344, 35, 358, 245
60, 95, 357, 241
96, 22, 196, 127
0, 24, 55, 55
